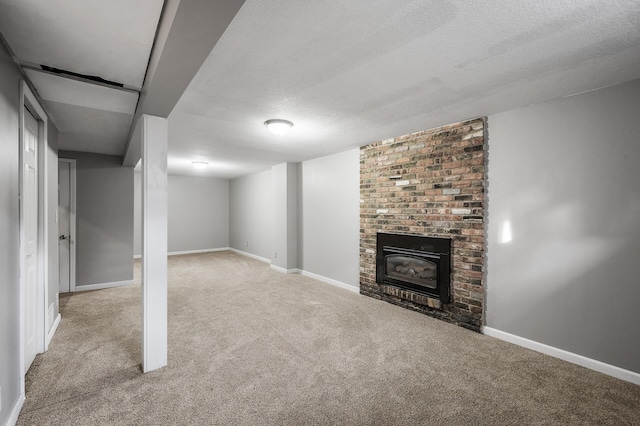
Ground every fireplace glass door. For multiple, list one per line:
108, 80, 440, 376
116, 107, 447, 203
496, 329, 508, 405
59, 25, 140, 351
385, 253, 438, 289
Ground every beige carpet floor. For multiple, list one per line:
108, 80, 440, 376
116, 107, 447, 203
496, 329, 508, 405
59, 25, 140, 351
18, 251, 640, 425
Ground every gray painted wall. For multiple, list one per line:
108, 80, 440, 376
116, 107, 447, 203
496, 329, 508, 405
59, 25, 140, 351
486, 79, 640, 374
0, 38, 23, 426
58, 151, 134, 286
229, 170, 272, 260
133, 172, 230, 255
229, 150, 360, 286
286, 163, 298, 270
271, 163, 298, 270
300, 149, 360, 287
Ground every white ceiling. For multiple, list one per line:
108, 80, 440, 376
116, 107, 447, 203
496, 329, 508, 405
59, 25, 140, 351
1, 0, 640, 178
169, 0, 640, 179
0, 0, 163, 155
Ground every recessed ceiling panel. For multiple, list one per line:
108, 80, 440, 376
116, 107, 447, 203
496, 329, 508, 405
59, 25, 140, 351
0, 0, 163, 88
25, 69, 138, 114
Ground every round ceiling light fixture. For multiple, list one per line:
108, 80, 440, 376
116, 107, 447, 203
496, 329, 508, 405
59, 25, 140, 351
192, 161, 209, 170
264, 119, 293, 136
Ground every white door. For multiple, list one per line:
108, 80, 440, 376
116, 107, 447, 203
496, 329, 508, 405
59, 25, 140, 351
23, 106, 39, 372
58, 160, 73, 293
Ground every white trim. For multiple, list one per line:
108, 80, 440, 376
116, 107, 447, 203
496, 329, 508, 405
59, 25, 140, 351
58, 158, 76, 292
134, 247, 231, 259
300, 270, 359, 293
45, 313, 61, 349
74, 280, 135, 292
18, 84, 26, 394
169, 247, 229, 256
482, 327, 640, 386
270, 264, 301, 274
19, 80, 49, 391
7, 393, 25, 426
46, 302, 55, 342
38, 105, 48, 356
229, 248, 270, 264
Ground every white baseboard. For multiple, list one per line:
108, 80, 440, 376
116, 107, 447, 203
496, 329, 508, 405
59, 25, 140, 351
267, 263, 359, 294
270, 265, 301, 274
74, 279, 135, 292
134, 247, 230, 259
300, 270, 359, 294
8, 393, 25, 426
45, 313, 61, 350
229, 248, 270, 264
46, 303, 55, 335
168, 247, 230, 256
482, 327, 640, 386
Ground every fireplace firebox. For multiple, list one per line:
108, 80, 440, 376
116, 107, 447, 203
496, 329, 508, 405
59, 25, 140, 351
376, 233, 451, 303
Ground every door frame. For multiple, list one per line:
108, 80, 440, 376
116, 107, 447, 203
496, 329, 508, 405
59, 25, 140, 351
58, 158, 77, 292
19, 81, 48, 386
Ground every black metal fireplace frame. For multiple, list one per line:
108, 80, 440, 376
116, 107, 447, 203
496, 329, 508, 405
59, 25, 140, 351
376, 233, 451, 303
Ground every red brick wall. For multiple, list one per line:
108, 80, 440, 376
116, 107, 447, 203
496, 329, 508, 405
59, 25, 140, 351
359, 118, 485, 331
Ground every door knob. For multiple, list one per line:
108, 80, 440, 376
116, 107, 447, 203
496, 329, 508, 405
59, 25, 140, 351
59, 235, 68, 240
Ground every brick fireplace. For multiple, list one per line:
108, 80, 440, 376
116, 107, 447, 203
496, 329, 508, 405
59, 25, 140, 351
359, 118, 485, 331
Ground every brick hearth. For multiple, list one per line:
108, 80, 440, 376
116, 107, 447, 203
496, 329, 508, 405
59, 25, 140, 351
359, 118, 486, 331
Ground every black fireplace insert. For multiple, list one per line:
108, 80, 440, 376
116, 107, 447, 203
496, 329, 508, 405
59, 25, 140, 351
376, 233, 451, 303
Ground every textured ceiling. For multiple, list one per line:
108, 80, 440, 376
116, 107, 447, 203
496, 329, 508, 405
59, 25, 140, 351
169, 0, 640, 179
1, 0, 639, 175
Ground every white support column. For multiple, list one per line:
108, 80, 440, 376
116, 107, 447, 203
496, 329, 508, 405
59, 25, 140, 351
140, 114, 168, 372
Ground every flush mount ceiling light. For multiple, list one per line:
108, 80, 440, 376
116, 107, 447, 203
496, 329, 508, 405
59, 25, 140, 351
192, 161, 208, 170
264, 119, 293, 136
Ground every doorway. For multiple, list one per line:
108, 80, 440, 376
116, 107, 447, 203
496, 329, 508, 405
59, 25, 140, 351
58, 159, 76, 293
